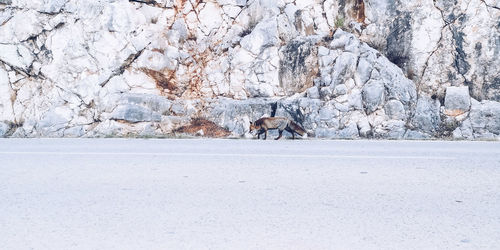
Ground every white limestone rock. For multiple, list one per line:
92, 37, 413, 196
240, 17, 278, 55
198, 2, 224, 35
279, 38, 319, 95
329, 52, 357, 87
348, 89, 363, 111
36, 106, 74, 136
306, 86, 320, 99
444, 86, 471, 114
411, 96, 441, 134
362, 79, 385, 114
452, 119, 474, 140
404, 130, 431, 140
382, 120, 407, 139
0, 121, 9, 137
0, 44, 34, 72
0, 67, 14, 122
333, 84, 347, 96
469, 99, 500, 137
337, 122, 360, 139
111, 104, 162, 123
0, 9, 45, 43
384, 99, 406, 120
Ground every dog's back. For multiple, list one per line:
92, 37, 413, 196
252, 117, 288, 131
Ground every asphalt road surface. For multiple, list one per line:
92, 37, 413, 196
0, 139, 499, 249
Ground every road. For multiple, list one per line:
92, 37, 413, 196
0, 139, 499, 249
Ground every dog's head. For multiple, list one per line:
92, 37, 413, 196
249, 122, 256, 132
249, 121, 260, 134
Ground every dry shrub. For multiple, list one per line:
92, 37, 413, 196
142, 69, 177, 92
175, 118, 231, 138
354, 0, 365, 23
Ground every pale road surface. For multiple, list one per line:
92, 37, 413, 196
0, 139, 499, 250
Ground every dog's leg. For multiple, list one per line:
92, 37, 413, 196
285, 127, 295, 139
275, 130, 283, 140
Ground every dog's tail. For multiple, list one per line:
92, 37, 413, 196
288, 120, 306, 136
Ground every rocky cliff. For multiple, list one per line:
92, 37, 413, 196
0, 0, 499, 139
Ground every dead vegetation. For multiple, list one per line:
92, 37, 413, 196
353, 0, 365, 23
174, 118, 231, 138
142, 68, 177, 92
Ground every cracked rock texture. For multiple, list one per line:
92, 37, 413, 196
0, 0, 499, 139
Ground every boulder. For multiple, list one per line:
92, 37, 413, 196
444, 86, 471, 116
411, 96, 441, 134
337, 123, 359, 139
384, 100, 406, 120
111, 104, 161, 123
469, 99, 500, 136
362, 79, 385, 113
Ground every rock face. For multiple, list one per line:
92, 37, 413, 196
0, 0, 498, 139
361, 0, 500, 102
